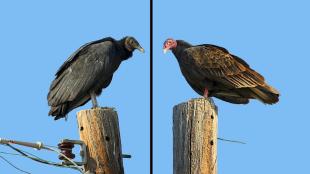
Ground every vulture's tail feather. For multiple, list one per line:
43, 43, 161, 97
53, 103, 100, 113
250, 85, 279, 104
48, 103, 69, 120
48, 96, 90, 120
214, 94, 249, 104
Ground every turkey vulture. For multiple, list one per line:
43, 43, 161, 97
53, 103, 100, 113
48, 36, 144, 120
163, 38, 279, 104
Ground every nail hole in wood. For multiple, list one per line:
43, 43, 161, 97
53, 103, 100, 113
210, 140, 214, 145
80, 126, 84, 131
105, 136, 110, 141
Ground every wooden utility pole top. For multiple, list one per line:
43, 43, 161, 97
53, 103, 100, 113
173, 98, 218, 174
77, 107, 124, 174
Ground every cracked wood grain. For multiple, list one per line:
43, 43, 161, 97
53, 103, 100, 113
77, 107, 124, 174
173, 98, 218, 174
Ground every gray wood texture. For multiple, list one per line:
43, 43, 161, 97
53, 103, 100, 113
77, 107, 124, 174
173, 98, 218, 174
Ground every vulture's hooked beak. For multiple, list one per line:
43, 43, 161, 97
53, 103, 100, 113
163, 48, 168, 54
137, 46, 145, 53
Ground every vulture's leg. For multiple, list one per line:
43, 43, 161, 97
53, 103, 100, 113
203, 79, 213, 98
90, 91, 99, 108
203, 88, 209, 98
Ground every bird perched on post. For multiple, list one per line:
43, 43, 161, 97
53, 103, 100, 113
163, 38, 279, 104
47, 36, 144, 120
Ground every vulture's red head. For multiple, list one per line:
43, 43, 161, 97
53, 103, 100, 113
163, 38, 177, 53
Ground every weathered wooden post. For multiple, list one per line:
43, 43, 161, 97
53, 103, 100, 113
77, 107, 124, 174
173, 98, 218, 174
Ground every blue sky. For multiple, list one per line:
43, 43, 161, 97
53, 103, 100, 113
1, 0, 310, 174
0, 1, 149, 174
154, 0, 310, 174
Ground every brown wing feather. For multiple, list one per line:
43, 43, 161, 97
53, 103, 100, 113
184, 45, 264, 88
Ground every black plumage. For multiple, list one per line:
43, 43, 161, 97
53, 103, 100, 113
48, 36, 144, 120
163, 38, 279, 104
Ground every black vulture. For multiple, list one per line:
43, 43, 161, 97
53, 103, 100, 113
47, 36, 144, 120
163, 38, 279, 104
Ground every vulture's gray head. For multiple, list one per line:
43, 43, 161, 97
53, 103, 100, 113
124, 36, 144, 53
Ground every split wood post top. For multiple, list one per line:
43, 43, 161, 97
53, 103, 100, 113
77, 107, 124, 174
173, 98, 218, 174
